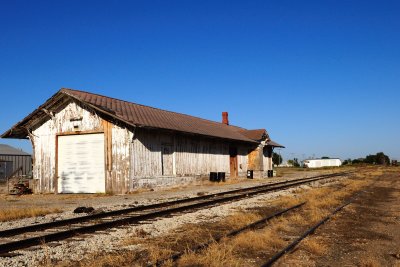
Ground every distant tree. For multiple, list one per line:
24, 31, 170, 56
363, 152, 390, 165
376, 152, 390, 165
272, 153, 283, 166
364, 154, 376, 164
342, 158, 352, 165
352, 158, 364, 164
352, 153, 390, 165
321, 156, 330, 159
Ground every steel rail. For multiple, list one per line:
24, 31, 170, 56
153, 202, 306, 267
0, 172, 349, 239
260, 193, 361, 267
0, 172, 349, 255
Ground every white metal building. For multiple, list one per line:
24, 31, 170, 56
303, 158, 342, 168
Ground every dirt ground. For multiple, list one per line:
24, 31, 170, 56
281, 169, 400, 267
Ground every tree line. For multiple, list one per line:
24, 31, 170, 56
272, 151, 392, 166
342, 152, 390, 165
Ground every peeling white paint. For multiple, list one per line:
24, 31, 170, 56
32, 101, 102, 193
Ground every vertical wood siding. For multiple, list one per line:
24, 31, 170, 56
130, 129, 256, 188
110, 125, 133, 193
174, 135, 230, 175
131, 130, 162, 179
262, 146, 273, 174
237, 147, 249, 176
263, 153, 272, 172
32, 101, 103, 193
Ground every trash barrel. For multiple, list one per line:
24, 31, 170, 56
210, 172, 218, 182
218, 172, 226, 182
247, 170, 253, 179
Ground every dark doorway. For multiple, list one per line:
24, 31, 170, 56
229, 146, 238, 178
161, 144, 173, 176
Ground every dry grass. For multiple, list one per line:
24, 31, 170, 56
300, 237, 327, 255
57, 251, 143, 267
0, 207, 62, 222
269, 193, 301, 207
179, 242, 244, 267
358, 256, 382, 267
268, 216, 293, 233
220, 211, 261, 229
177, 221, 287, 266
352, 166, 384, 180
231, 228, 286, 255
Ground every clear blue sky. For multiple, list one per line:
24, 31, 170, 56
1, 0, 399, 161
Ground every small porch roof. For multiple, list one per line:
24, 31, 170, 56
266, 140, 285, 148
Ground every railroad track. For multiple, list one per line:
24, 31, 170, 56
0, 171, 350, 255
154, 190, 362, 267
153, 202, 307, 267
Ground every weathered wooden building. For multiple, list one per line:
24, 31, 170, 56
1, 88, 284, 194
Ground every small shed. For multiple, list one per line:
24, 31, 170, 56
0, 160, 13, 181
0, 144, 32, 179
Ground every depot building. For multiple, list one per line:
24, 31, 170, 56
2, 88, 284, 194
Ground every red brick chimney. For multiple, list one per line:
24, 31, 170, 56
222, 112, 229, 125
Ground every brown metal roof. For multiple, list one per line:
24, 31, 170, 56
2, 88, 261, 143
238, 129, 268, 141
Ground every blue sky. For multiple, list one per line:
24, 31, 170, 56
0, 0, 399, 161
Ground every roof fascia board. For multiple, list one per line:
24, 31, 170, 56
1, 91, 67, 138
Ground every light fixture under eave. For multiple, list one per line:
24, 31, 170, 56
70, 117, 83, 130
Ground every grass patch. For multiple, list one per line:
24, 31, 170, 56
358, 256, 382, 267
179, 242, 244, 267
300, 237, 328, 255
0, 207, 63, 222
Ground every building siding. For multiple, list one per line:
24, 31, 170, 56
27, 100, 274, 194
130, 129, 256, 188
110, 125, 133, 193
31, 101, 103, 193
0, 155, 31, 177
131, 130, 163, 179
237, 147, 249, 177
174, 135, 230, 176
